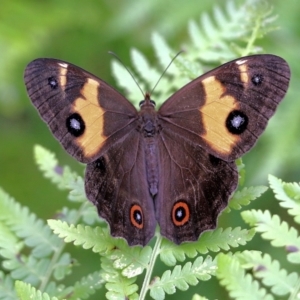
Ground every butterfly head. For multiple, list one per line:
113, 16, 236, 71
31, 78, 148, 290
139, 92, 156, 109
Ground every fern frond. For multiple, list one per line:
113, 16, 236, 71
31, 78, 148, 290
112, 1, 277, 109
242, 210, 300, 263
0, 271, 16, 300
48, 220, 152, 278
217, 254, 274, 300
150, 256, 216, 299
238, 251, 299, 296
109, 246, 152, 278
47, 220, 115, 253
228, 186, 268, 211
101, 256, 139, 300
0, 188, 61, 257
67, 271, 104, 300
269, 175, 300, 224
160, 227, 255, 266
34, 145, 86, 202
15, 281, 60, 300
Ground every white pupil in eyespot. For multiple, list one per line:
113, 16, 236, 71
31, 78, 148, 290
231, 115, 244, 128
70, 118, 81, 130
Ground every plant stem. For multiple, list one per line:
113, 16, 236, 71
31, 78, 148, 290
139, 233, 163, 300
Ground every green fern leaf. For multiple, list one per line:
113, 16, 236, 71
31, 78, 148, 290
15, 281, 61, 300
131, 48, 160, 90
191, 295, 209, 300
217, 254, 273, 300
237, 251, 299, 296
109, 246, 152, 278
0, 271, 16, 300
48, 220, 152, 278
0, 188, 61, 257
150, 256, 216, 299
67, 271, 104, 300
47, 220, 116, 253
242, 210, 300, 263
160, 227, 255, 266
34, 145, 86, 202
228, 186, 268, 211
101, 256, 139, 300
269, 175, 300, 224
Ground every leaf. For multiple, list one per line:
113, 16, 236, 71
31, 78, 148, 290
47, 220, 116, 253
217, 254, 274, 300
15, 281, 61, 300
237, 251, 299, 296
68, 271, 104, 300
150, 256, 216, 300
0, 272, 16, 300
101, 257, 139, 300
160, 227, 255, 266
228, 186, 268, 211
269, 175, 300, 224
109, 246, 152, 278
34, 145, 86, 202
242, 210, 300, 263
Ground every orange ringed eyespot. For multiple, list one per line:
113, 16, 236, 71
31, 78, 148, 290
172, 201, 190, 227
130, 204, 144, 229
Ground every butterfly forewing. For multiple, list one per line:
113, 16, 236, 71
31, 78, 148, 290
24, 58, 138, 163
158, 54, 290, 161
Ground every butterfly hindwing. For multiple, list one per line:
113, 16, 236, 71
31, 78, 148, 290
85, 129, 156, 246
156, 128, 238, 244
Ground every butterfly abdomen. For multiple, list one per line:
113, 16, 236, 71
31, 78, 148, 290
144, 138, 159, 197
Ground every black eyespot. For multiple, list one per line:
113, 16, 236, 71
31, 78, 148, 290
251, 73, 263, 86
133, 210, 143, 225
95, 156, 106, 175
175, 206, 186, 222
66, 113, 85, 137
48, 76, 58, 89
226, 110, 248, 134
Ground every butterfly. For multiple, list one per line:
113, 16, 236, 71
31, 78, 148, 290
24, 54, 290, 246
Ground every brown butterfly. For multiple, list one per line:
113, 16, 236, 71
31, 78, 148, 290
24, 54, 290, 246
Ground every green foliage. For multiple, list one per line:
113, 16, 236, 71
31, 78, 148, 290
217, 175, 300, 299
112, 0, 277, 109
0, 1, 296, 300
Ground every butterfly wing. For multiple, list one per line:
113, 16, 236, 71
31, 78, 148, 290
25, 58, 156, 246
158, 54, 290, 161
155, 129, 237, 244
24, 58, 138, 163
156, 54, 290, 243
85, 129, 156, 246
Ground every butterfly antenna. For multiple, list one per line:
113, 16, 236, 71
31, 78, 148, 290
108, 51, 145, 98
150, 50, 184, 95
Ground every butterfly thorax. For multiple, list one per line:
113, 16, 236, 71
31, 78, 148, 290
139, 94, 159, 197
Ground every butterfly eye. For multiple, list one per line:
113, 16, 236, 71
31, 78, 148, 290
139, 100, 156, 107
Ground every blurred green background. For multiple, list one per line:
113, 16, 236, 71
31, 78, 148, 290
0, 0, 299, 299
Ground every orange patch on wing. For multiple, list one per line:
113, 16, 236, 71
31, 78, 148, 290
237, 63, 249, 83
200, 76, 240, 155
73, 78, 106, 157
58, 64, 68, 88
